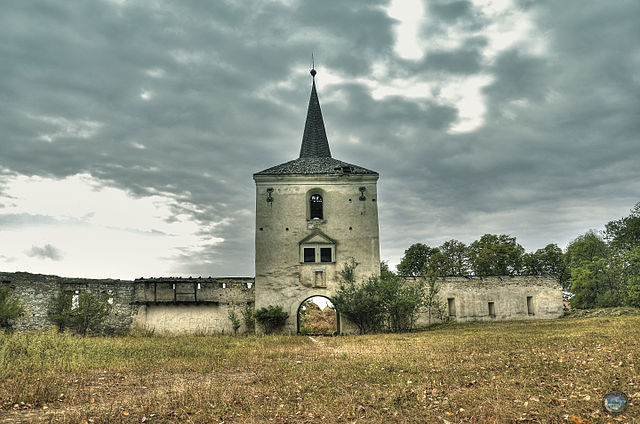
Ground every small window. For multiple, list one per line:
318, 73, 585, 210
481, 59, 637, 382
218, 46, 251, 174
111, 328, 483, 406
310, 194, 323, 219
488, 302, 496, 318
447, 298, 456, 317
527, 296, 534, 315
314, 271, 325, 287
304, 247, 316, 263
320, 247, 332, 263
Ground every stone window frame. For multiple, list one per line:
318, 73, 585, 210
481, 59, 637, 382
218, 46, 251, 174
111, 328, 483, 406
306, 188, 326, 222
312, 266, 327, 288
299, 243, 335, 264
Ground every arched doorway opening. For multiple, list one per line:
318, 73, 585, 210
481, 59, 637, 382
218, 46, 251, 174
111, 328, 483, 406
297, 295, 339, 335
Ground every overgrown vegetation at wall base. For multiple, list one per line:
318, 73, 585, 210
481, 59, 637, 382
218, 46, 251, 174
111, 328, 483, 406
0, 286, 24, 329
48, 291, 111, 335
0, 316, 638, 423
333, 260, 441, 334
254, 305, 288, 334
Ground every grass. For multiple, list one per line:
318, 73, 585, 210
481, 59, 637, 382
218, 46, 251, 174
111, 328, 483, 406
1, 316, 639, 423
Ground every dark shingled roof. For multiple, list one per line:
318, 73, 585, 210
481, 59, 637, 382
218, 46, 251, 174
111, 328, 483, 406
255, 71, 378, 176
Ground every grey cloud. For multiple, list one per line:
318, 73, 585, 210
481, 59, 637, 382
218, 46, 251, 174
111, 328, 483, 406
26, 244, 63, 261
1, 0, 638, 276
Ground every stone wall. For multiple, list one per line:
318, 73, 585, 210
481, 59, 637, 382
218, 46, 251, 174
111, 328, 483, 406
0, 272, 135, 332
413, 275, 564, 327
0, 272, 254, 334
1, 272, 562, 334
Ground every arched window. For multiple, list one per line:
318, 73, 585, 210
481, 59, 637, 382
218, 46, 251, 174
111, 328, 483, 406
310, 194, 323, 219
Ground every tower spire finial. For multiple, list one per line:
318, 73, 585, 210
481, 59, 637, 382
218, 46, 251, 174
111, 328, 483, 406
310, 52, 316, 77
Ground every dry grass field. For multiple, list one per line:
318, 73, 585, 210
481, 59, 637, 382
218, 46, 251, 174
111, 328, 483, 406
1, 315, 639, 423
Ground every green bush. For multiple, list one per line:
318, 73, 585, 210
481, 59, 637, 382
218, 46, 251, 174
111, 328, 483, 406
241, 304, 255, 333
333, 259, 435, 334
227, 308, 241, 334
254, 305, 288, 334
48, 291, 111, 335
0, 286, 24, 330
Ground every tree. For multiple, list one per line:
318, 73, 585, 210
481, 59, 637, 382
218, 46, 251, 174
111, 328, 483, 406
565, 231, 608, 269
604, 202, 640, 252
0, 286, 24, 330
332, 259, 384, 334
333, 259, 428, 334
48, 291, 111, 335
72, 292, 112, 335
438, 239, 470, 276
523, 244, 569, 288
397, 243, 439, 276
423, 273, 446, 326
468, 234, 525, 276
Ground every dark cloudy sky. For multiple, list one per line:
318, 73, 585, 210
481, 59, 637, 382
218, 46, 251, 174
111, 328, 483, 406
1, 0, 638, 279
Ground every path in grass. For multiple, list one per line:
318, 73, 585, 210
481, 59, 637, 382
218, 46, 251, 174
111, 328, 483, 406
1, 316, 639, 423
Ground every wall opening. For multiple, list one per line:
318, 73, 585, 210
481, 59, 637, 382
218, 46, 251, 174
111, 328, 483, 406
447, 298, 456, 317
488, 301, 496, 318
297, 296, 338, 336
310, 194, 323, 219
527, 296, 535, 315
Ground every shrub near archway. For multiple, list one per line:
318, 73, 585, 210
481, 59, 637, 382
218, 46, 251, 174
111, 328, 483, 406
254, 305, 288, 334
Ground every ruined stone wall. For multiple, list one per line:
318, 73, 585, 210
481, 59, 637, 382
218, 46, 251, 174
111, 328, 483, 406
412, 275, 564, 328
0, 273, 255, 334
0, 272, 135, 332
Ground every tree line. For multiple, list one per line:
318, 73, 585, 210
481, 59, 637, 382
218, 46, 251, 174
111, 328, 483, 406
397, 202, 640, 309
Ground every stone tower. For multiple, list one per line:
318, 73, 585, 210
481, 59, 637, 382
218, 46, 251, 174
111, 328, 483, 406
253, 70, 380, 334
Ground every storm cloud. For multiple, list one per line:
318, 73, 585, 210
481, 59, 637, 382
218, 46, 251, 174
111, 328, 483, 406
0, 0, 638, 278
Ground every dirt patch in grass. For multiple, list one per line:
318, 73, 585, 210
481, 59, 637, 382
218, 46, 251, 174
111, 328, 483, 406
1, 317, 639, 423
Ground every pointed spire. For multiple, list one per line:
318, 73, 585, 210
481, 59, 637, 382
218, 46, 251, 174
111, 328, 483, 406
299, 68, 331, 158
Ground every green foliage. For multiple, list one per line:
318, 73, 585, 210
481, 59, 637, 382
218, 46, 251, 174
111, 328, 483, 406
254, 305, 288, 334
48, 291, 111, 335
241, 304, 255, 333
397, 243, 439, 277
523, 243, 570, 288
332, 259, 384, 334
604, 202, 640, 252
468, 234, 525, 276
565, 231, 608, 269
48, 292, 73, 331
0, 286, 24, 330
227, 309, 241, 334
423, 273, 447, 326
437, 239, 470, 276
333, 259, 428, 334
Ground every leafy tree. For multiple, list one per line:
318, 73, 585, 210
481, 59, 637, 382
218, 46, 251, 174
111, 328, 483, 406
565, 231, 608, 269
299, 300, 336, 335
397, 243, 439, 276
437, 239, 470, 276
334, 259, 428, 334
48, 292, 74, 331
0, 286, 24, 330
254, 305, 288, 334
468, 234, 525, 276
423, 273, 447, 326
569, 258, 621, 308
523, 244, 569, 288
48, 291, 111, 335
604, 202, 640, 252
72, 292, 112, 335
624, 247, 640, 308
332, 259, 384, 334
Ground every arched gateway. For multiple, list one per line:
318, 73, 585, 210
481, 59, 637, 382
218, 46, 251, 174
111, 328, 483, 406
253, 69, 381, 334
297, 295, 339, 335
